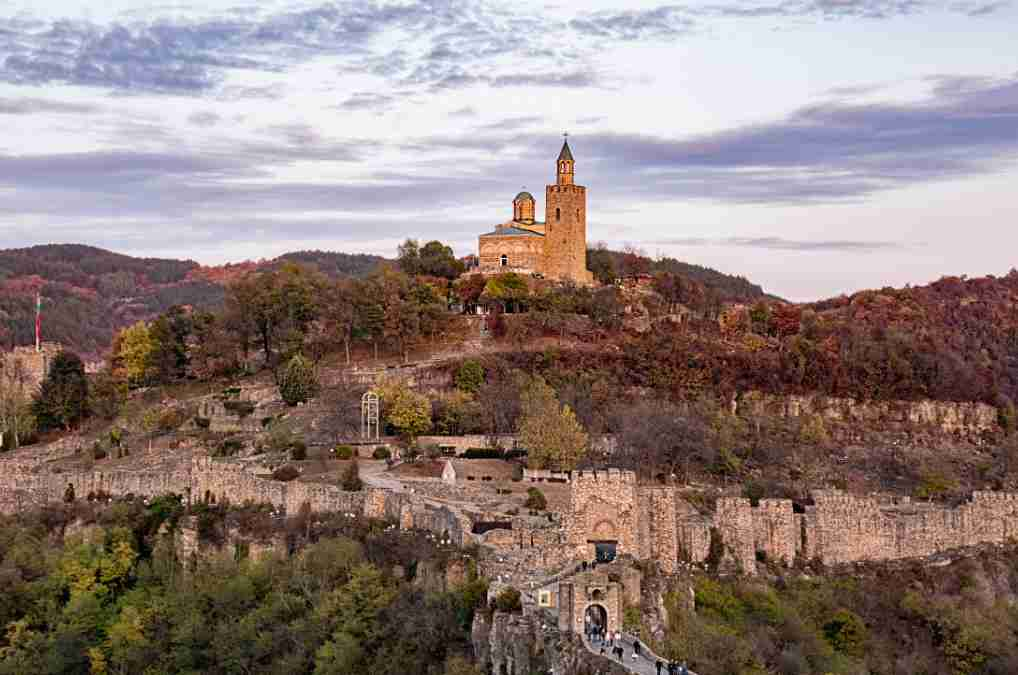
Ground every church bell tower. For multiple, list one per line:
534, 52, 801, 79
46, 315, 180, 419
545, 137, 591, 284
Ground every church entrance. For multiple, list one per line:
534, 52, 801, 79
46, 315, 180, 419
584, 604, 608, 638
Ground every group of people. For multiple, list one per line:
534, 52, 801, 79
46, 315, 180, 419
584, 621, 689, 674
656, 659, 691, 675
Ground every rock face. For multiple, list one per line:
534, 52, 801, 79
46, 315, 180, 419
472, 610, 627, 675
737, 392, 999, 437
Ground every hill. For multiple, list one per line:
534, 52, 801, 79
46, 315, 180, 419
0, 245, 390, 359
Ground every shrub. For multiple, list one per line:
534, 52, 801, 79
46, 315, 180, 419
915, 470, 958, 500
454, 360, 485, 394
223, 399, 256, 417
493, 587, 522, 613
462, 448, 502, 459
341, 460, 363, 491
335, 445, 355, 460
194, 416, 211, 430
524, 487, 547, 511
92, 441, 107, 461
822, 609, 868, 657
424, 444, 443, 460
373, 446, 391, 460
272, 465, 301, 482
215, 437, 244, 457
290, 439, 307, 461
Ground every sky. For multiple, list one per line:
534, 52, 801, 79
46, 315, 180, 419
0, 0, 1016, 300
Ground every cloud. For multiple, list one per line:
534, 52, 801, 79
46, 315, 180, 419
449, 106, 477, 117
568, 1, 1002, 42
564, 72, 1018, 202
476, 116, 544, 132
490, 70, 601, 88
336, 92, 395, 111
646, 236, 907, 252
0, 2, 454, 94
187, 110, 220, 126
570, 6, 695, 41
0, 97, 98, 115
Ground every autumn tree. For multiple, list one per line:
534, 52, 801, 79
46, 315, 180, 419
383, 383, 432, 444
113, 321, 156, 387
517, 376, 588, 470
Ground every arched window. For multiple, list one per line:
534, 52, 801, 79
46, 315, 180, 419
556, 207, 561, 221
500, 254, 508, 267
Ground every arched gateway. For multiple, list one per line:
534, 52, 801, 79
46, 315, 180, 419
558, 571, 622, 636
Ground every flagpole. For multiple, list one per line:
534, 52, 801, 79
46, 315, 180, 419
35, 292, 41, 352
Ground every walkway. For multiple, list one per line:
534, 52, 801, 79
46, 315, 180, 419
583, 634, 698, 675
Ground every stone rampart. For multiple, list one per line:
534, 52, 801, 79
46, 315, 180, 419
563, 470, 1018, 575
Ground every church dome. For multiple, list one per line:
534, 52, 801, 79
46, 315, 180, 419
514, 191, 534, 202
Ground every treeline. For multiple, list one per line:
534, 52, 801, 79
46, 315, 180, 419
586, 245, 770, 302
0, 499, 487, 675
0, 244, 198, 287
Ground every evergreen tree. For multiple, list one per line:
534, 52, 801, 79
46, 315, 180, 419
278, 354, 319, 406
32, 350, 89, 431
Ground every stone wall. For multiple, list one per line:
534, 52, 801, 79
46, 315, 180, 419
478, 232, 545, 275
563, 469, 1018, 575
0, 455, 471, 545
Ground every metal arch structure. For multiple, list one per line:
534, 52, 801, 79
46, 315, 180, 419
361, 391, 381, 441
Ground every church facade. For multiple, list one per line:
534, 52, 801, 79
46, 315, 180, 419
476, 140, 594, 285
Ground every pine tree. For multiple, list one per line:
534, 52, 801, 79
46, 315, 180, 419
278, 354, 319, 406
32, 350, 89, 431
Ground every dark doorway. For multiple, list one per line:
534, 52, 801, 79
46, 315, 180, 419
593, 541, 617, 563
585, 604, 608, 634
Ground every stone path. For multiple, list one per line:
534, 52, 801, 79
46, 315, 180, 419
583, 634, 699, 675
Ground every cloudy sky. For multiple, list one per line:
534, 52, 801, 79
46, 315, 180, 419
0, 0, 1016, 300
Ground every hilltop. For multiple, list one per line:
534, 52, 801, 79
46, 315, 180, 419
0, 243, 767, 358
0, 245, 389, 358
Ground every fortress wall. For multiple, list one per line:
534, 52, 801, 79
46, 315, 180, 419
716, 497, 757, 574
645, 487, 679, 573
677, 515, 712, 564
753, 499, 797, 564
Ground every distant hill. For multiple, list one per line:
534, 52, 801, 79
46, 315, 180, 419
0, 245, 392, 359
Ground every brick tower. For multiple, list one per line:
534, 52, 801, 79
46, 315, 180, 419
544, 139, 593, 284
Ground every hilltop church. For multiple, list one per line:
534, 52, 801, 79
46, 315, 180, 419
476, 139, 594, 285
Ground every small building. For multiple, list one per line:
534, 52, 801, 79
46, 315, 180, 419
441, 459, 519, 486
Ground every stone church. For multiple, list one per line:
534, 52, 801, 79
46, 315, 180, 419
476, 139, 594, 285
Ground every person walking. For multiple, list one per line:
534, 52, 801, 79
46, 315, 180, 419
655, 659, 664, 674
633, 639, 642, 658
679, 661, 688, 675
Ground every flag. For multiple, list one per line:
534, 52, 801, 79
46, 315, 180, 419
35, 292, 41, 351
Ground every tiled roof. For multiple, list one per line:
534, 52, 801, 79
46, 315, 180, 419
480, 226, 545, 237
558, 139, 574, 161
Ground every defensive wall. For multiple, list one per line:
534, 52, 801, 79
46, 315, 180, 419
0, 455, 471, 546
565, 470, 1018, 575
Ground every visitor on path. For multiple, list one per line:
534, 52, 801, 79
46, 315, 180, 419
655, 659, 663, 674
667, 662, 677, 675
633, 639, 642, 657
679, 662, 688, 675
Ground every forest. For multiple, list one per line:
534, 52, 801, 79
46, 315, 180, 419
0, 498, 486, 675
